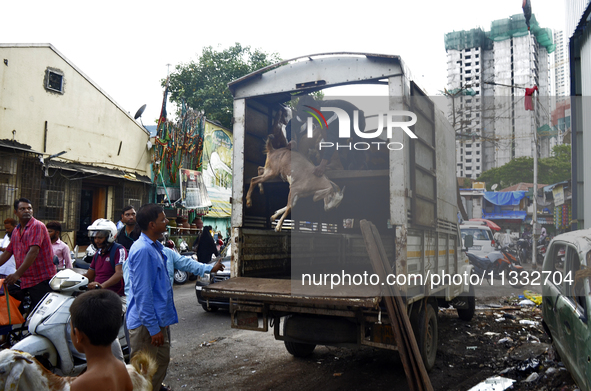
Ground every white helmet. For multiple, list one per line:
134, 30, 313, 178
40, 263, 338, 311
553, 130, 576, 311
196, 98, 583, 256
87, 218, 117, 243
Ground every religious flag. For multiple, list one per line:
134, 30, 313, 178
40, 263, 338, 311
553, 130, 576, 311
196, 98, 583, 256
522, 0, 532, 30
157, 77, 170, 136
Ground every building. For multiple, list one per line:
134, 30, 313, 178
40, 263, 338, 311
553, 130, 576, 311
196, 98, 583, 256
445, 14, 553, 179
566, 0, 591, 229
0, 44, 153, 247
551, 30, 571, 100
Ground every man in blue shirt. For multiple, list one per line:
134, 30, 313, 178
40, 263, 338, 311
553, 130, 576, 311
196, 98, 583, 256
125, 204, 177, 391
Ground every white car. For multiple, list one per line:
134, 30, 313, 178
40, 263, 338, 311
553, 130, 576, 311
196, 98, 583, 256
460, 222, 495, 258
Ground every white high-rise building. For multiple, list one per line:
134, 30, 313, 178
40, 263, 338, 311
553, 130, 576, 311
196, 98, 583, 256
445, 14, 552, 180
551, 30, 570, 99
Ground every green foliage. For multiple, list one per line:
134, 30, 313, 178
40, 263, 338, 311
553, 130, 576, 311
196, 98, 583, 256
476, 144, 571, 189
167, 43, 281, 129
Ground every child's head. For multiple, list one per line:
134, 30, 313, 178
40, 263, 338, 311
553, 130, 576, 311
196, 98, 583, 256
70, 289, 122, 346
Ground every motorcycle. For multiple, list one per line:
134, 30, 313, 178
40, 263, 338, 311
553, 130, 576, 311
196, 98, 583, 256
73, 244, 96, 269
466, 248, 524, 285
167, 238, 198, 285
517, 237, 532, 264
11, 269, 128, 376
536, 242, 547, 265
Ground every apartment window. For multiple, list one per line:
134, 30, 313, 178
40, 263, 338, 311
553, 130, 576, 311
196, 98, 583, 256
476, 143, 480, 147
45, 68, 64, 94
466, 55, 471, 59
476, 166, 480, 170
466, 62, 471, 67
476, 158, 480, 162
475, 61, 479, 65
466, 99, 472, 104
475, 54, 479, 58
466, 166, 472, 171
476, 151, 480, 155
466, 77, 472, 82
461, 171, 464, 176
466, 159, 472, 163
466, 70, 471, 74
476, 98, 480, 102
467, 152, 472, 155
476, 113, 480, 117
465, 49, 470, 52
466, 144, 472, 147
475, 75, 480, 80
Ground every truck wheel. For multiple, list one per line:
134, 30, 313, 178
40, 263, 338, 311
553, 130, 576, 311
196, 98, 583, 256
202, 304, 219, 312
284, 341, 316, 357
456, 283, 476, 322
410, 304, 438, 372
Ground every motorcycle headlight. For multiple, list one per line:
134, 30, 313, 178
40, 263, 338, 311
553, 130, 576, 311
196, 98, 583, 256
195, 273, 211, 286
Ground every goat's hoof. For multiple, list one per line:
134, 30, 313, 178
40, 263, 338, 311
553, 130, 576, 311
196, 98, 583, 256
274, 226, 282, 232
246, 200, 252, 207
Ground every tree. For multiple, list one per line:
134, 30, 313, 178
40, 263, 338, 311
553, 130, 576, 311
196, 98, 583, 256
167, 43, 281, 129
476, 144, 571, 189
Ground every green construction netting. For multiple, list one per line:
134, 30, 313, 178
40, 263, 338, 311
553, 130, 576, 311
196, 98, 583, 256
445, 14, 555, 54
445, 28, 492, 51
489, 14, 555, 53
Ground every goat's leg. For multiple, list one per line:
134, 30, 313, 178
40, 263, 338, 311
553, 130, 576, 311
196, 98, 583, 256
257, 166, 266, 194
271, 206, 287, 221
246, 169, 273, 207
275, 192, 293, 232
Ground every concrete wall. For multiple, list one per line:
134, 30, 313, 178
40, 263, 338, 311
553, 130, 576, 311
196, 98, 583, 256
0, 44, 151, 177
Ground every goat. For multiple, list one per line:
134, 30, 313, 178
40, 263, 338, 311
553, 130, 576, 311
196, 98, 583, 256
0, 349, 157, 391
245, 135, 345, 231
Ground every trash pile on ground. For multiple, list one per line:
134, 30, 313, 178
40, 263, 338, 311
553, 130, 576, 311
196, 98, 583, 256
438, 293, 579, 390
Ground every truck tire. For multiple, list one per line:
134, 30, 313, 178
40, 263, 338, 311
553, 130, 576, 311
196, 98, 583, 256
410, 303, 438, 372
456, 283, 476, 322
284, 341, 316, 357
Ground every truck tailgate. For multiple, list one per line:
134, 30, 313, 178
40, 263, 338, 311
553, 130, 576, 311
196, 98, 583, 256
202, 277, 381, 308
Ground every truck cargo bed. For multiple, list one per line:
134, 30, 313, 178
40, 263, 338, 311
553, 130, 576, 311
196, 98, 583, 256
202, 277, 381, 308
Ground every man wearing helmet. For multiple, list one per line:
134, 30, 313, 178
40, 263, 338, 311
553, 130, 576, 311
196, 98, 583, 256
84, 219, 126, 299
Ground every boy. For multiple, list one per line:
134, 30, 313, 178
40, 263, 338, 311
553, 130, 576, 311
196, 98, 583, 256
69, 289, 133, 391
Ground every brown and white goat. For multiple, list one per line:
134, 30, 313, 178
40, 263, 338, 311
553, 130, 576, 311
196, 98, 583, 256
245, 136, 345, 231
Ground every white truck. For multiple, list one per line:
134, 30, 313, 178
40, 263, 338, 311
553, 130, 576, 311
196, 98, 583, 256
201, 53, 474, 371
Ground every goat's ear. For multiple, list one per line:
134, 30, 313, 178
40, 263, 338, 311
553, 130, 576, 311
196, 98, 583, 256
313, 188, 332, 202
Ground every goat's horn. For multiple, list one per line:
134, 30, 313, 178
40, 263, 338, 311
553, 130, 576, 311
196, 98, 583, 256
330, 181, 339, 192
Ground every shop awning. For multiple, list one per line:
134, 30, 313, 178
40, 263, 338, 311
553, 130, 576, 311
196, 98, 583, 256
483, 211, 527, 220
47, 161, 152, 184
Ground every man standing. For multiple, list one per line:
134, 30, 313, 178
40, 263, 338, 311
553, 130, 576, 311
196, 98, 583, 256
0, 218, 17, 278
47, 221, 72, 269
116, 206, 141, 251
0, 198, 56, 309
125, 204, 175, 391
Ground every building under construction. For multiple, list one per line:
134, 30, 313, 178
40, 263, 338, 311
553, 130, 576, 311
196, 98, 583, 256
445, 13, 554, 179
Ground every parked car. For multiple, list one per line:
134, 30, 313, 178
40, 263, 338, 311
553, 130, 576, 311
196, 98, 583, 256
460, 222, 495, 258
195, 244, 231, 312
541, 228, 591, 390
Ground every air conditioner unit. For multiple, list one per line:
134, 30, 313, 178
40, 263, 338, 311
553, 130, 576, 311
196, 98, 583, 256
126, 198, 141, 209
43, 190, 64, 208
0, 184, 17, 206
0, 156, 17, 175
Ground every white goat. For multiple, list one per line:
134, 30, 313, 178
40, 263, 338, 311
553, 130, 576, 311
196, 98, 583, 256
246, 136, 345, 231
0, 350, 156, 391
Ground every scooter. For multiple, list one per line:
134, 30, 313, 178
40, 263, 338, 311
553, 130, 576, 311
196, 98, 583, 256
466, 249, 524, 285
11, 269, 128, 376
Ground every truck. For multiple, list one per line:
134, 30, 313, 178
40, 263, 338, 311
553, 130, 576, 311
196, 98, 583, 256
201, 52, 474, 371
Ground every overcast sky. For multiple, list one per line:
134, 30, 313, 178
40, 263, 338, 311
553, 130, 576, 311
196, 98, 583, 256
1, 0, 565, 127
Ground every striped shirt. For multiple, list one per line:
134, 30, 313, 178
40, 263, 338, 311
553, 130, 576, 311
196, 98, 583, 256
6, 217, 56, 288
